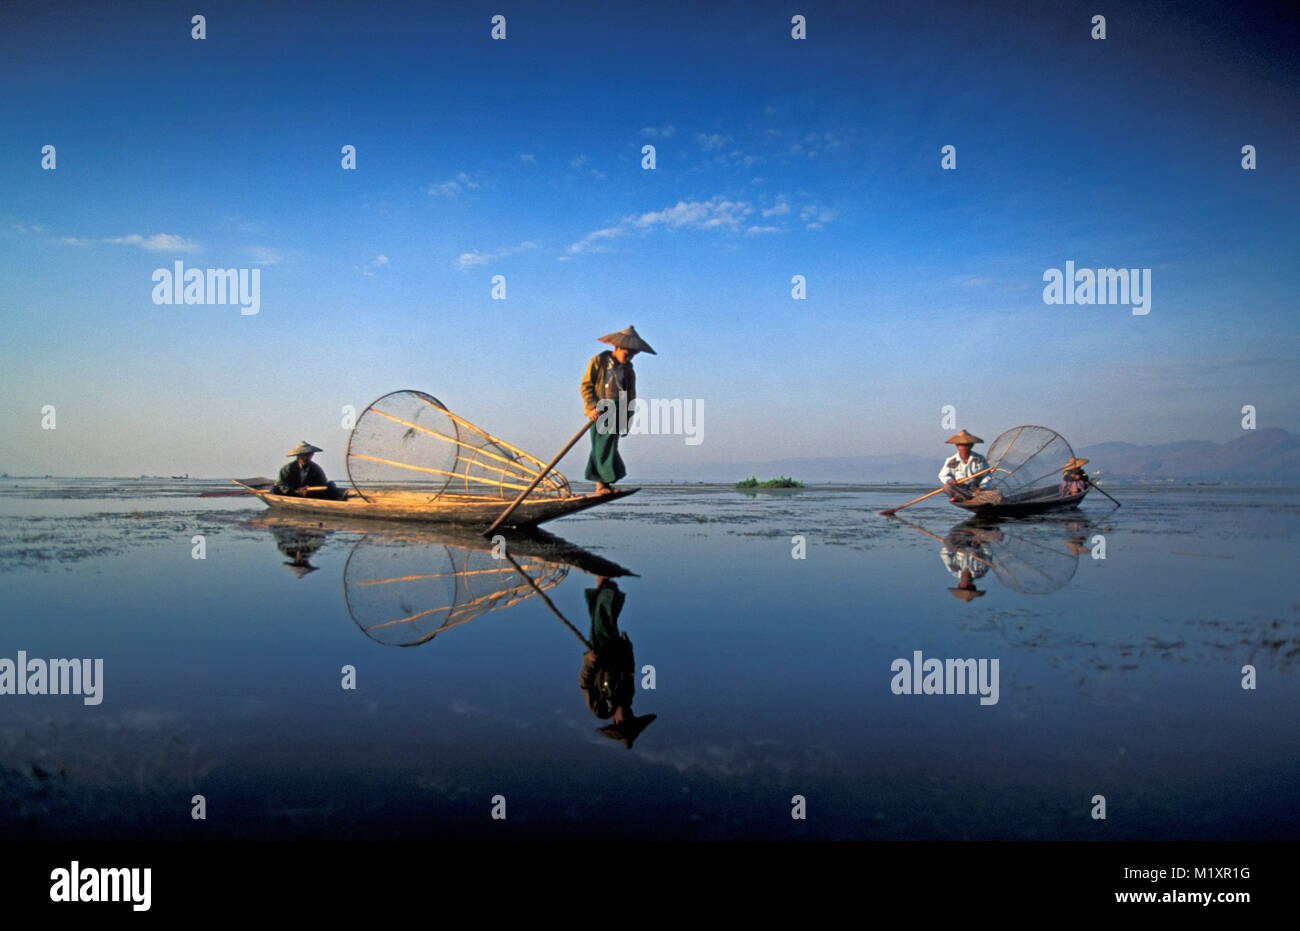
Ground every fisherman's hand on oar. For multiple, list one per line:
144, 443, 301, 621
586, 407, 599, 421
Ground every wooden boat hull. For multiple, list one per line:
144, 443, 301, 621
951, 489, 1087, 518
245, 486, 638, 528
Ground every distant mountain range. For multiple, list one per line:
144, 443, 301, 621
665, 428, 1300, 484
1075, 428, 1300, 483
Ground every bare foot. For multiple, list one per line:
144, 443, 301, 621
594, 482, 614, 495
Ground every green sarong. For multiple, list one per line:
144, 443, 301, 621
585, 423, 627, 483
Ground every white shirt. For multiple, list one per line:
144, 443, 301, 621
939, 547, 990, 579
938, 452, 989, 485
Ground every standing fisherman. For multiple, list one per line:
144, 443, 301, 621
939, 430, 990, 501
580, 326, 655, 494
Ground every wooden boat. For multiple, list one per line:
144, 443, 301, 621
951, 486, 1087, 518
946, 425, 1094, 518
236, 480, 638, 529
240, 389, 642, 528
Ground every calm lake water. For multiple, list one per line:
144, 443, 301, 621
1, 479, 1297, 840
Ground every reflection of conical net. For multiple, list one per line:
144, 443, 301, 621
981, 425, 1077, 506
346, 390, 571, 503
978, 522, 1080, 594
343, 535, 567, 646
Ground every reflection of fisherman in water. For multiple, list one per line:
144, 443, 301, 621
272, 526, 327, 578
580, 577, 656, 748
1062, 517, 1091, 557
940, 524, 1001, 601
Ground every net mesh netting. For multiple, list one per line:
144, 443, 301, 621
981, 523, 1081, 594
345, 390, 571, 503
343, 535, 567, 647
979, 425, 1078, 505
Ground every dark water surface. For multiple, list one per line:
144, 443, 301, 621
1, 479, 1296, 839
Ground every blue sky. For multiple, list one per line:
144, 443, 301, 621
2, 0, 1297, 478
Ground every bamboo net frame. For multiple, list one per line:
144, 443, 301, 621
345, 390, 572, 503
343, 536, 567, 647
981, 425, 1077, 504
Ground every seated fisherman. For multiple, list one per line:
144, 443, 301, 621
272, 441, 347, 499
1060, 457, 1090, 496
939, 430, 990, 501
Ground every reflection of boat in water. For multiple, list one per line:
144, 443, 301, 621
960, 516, 1091, 595
250, 514, 636, 647
253, 513, 656, 745
897, 512, 1101, 596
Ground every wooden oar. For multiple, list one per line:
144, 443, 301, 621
1087, 479, 1121, 508
889, 514, 997, 570
503, 553, 592, 649
202, 480, 328, 498
484, 419, 594, 537
879, 466, 995, 517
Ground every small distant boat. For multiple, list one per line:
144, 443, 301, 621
236, 389, 639, 529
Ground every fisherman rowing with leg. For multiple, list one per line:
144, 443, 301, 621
580, 325, 655, 495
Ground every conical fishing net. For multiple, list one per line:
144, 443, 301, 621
978, 521, 1081, 594
979, 425, 1078, 506
343, 534, 567, 647
345, 390, 571, 503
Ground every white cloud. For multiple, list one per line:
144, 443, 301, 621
799, 204, 837, 230
568, 153, 606, 181
358, 254, 390, 276
641, 125, 676, 138
427, 172, 480, 196
565, 196, 757, 257
244, 246, 284, 266
519, 153, 536, 163
745, 226, 781, 235
106, 233, 199, 252
23, 225, 200, 252
790, 132, 843, 159
456, 240, 537, 271
762, 199, 790, 218
696, 133, 733, 151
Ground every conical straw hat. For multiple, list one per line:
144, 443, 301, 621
597, 713, 657, 748
945, 430, 983, 446
598, 325, 656, 355
1062, 457, 1089, 471
286, 441, 323, 457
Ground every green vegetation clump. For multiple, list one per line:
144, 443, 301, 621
735, 475, 803, 488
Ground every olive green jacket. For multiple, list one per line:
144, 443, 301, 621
580, 351, 636, 415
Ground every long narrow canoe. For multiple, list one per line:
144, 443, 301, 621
234, 480, 637, 529
951, 487, 1087, 518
